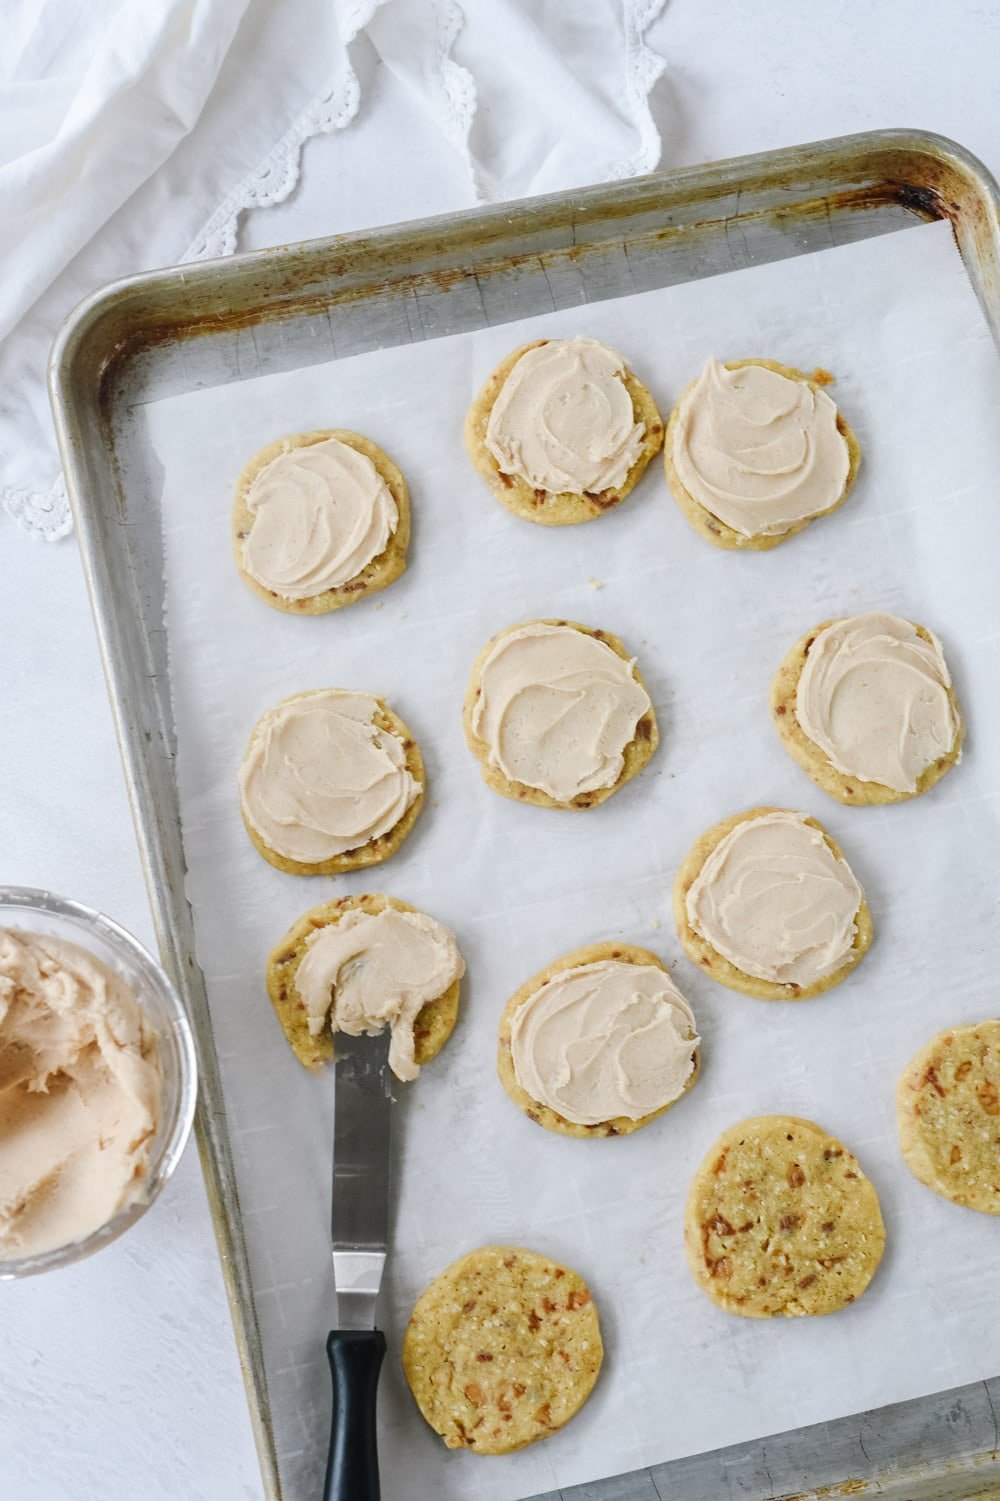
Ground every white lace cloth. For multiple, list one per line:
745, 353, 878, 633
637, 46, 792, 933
1, 0, 666, 540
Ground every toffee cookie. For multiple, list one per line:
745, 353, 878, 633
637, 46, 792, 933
498, 941, 700, 1138
771, 611, 964, 805
239, 688, 423, 875
685, 1115, 885, 1317
266, 894, 464, 1078
897, 1020, 1000, 1214
465, 335, 663, 525
664, 358, 860, 549
464, 619, 658, 809
232, 430, 409, 612
403, 1245, 603, 1453
674, 807, 873, 1000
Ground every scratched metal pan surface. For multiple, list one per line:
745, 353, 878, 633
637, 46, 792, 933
49, 129, 1000, 1501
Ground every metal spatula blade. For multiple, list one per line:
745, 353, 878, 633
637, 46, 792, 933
323, 1031, 392, 1501
332, 1031, 392, 1328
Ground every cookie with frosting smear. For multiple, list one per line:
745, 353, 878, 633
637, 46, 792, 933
498, 941, 700, 1138
239, 687, 424, 875
771, 611, 964, 805
674, 807, 873, 1000
463, 619, 658, 809
664, 358, 861, 549
232, 429, 409, 613
266, 894, 464, 1077
464, 335, 663, 525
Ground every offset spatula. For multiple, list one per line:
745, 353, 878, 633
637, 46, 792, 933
322, 1031, 392, 1501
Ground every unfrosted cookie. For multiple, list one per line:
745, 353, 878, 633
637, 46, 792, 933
664, 359, 861, 550
265, 894, 463, 1077
897, 1021, 1000, 1214
463, 619, 658, 810
673, 807, 873, 1001
239, 688, 423, 875
232, 429, 409, 613
771, 612, 964, 806
402, 1245, 603, 1454
464, 336, 663, 525
497, 941, 700, 1138
685, 1115, 885, 1317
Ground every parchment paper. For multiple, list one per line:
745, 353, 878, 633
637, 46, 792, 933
144, 220, 1000, 1501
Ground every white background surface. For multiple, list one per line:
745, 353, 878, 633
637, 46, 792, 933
3, 3, 1000, 1497
147, 221, 1000, 1501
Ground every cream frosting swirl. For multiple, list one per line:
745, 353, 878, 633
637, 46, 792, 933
239, 690, 420, 864
485, 336, 646, 494
242, 437, 398, 599
685, 811, 863, 986
0, 930, 161, 1260
510, 960, 699, 1125
294, 907, 464, 1082
795, 612, 958, 793
470, 622, 651, 802
672, 358, 850, 537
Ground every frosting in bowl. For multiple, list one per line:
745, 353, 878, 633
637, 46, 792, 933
795, 612, 958, 793
294, 907, 464, 1082
510, 959, 698, 1125
470, 622, 651, 802
485, 337, 646, 494
685, 810, 863, 986
672, 359, 850, 537
242, 436, 398, 599
239, 689, 420, 864
0, 929, 161, 1260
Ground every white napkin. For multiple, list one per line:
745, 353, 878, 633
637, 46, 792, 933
2, 0, 668, 540
1, 0, 251, 347
370, 0, 666, 201
0, 0, 391, 538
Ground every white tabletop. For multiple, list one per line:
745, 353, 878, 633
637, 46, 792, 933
4, 3, 1000, 1497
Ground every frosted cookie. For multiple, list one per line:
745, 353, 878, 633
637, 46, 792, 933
403, 1245, 603, 1454
265, 894, 464, 1077
664, 358, 861, 549
771, 611, 964, 806
232, 430, 409, 613
498, 942, 700, 1138
463, 619, 658, 809
686, 1115, 885, 1318
464, 336, 663, 525
897, 1020, 1000, 1214
674, 807, 872, 1000
239, 688, 423, 875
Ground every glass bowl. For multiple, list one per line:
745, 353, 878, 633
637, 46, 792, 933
0, 886, 197, 1278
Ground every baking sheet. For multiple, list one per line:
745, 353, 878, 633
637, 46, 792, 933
143, 219, 1000, 1501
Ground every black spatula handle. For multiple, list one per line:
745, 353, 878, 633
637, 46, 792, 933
322, 1328, 385, 1501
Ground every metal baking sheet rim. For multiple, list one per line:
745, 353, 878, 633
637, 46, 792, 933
48, 129, 1000, 1501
